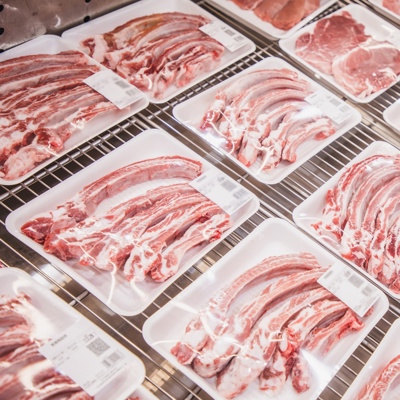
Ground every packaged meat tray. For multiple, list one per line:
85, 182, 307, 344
0, 267, 145, 400
208, 0, 337, 40
342, 318, 400, 400
0, 34, 149, 186
293, 141, 400, 299
143, 218, 389, 400
383, 99, 400, 134
61, 0, 255, 104
173, 57, 361, 185
279, 4, 400, 103
5, 129, 259, 316
368, 0, 400, 25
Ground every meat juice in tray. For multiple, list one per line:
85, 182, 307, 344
173, 57, 361, 185
0, 34, 148, 186
207, 0, 336, 40
0, 268, 145, 400
5, 129, 259, 316
293, 141, 400, 299
61, 0, 255, 104
342, 318, 400, 400
279, 4, 400, 103
143, 218, 389, 400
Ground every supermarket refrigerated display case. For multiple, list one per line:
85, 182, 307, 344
1, 0, 400, 399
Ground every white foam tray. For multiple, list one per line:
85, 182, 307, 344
208, 0, 337, 40
0, 268, 145, 400
279, 4, 400, 103
173, 57, 361, 184
383, 99, 400, 134
0, 34, 149, 186
293, 140, 400, 299
342, 318, 400, 399
6, 129, 259, 316
62, 0, 255, 104
143, 218, 389, 400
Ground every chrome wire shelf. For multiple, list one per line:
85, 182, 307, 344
1, 0, 400, 399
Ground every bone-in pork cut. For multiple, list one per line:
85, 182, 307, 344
0, 50, 124, 181
171, 252, 321, 365
356, 354, 400, 400
215, 287, 333, 398
332, 39, 400, 98
80, 12, 225, 99
192, 268, 326, 378
21, 155, 202, 244
313, 153, 400, 292
230, 0, 321, 30
383, 0, 400, 15
200, 67, 336, 171
22, 154, 232, 284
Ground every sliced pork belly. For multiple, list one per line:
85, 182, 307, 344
332, 38, 400, 98
295, 11, 370, 75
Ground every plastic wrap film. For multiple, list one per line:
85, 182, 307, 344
1, 0, 400, 399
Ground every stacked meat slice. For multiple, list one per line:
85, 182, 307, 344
231, 0, 321, 30
80, 12, 225, 99
171, 252, 365, 398
0, 50, 119, 181
0, 293, 92, 400
295, 11, 400, 98
21, 155, 232, 283
200, 67, 336, 171
313, 153, 400, 292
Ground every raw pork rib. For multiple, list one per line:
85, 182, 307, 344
200, 67, 336, 172
81, 12, 225, 98
356, 354, 400, 400
0, 50, 121, 180
172, 251, 368, 398
313, 153, 400, 292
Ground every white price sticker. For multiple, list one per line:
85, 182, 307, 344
84, 70, 143, 110
318, 263, 381, 317
306, 90, 354, 125
190, 169, 252, 215
200, 20, 247, 52
39, 319, 129, 396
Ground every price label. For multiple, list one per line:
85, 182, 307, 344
318, 263, 381, 317
200, 20, 247, 52
190, 169, 252, 215
84, 70, 143, 109
39, 318, 129, 396
306, 90, 354, 125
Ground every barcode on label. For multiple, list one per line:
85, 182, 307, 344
221, 178, 236, 192
113, 79, 130, 89
223, 28, 236, 37
87, 337, 110, 357
362, 285, 374, 297
348, 273, 363, 288
102, 350, 123, 367
329, 97, 342, 107
234, 187, 248, 200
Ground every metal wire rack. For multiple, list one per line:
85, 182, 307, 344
1, 0, 400, 398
